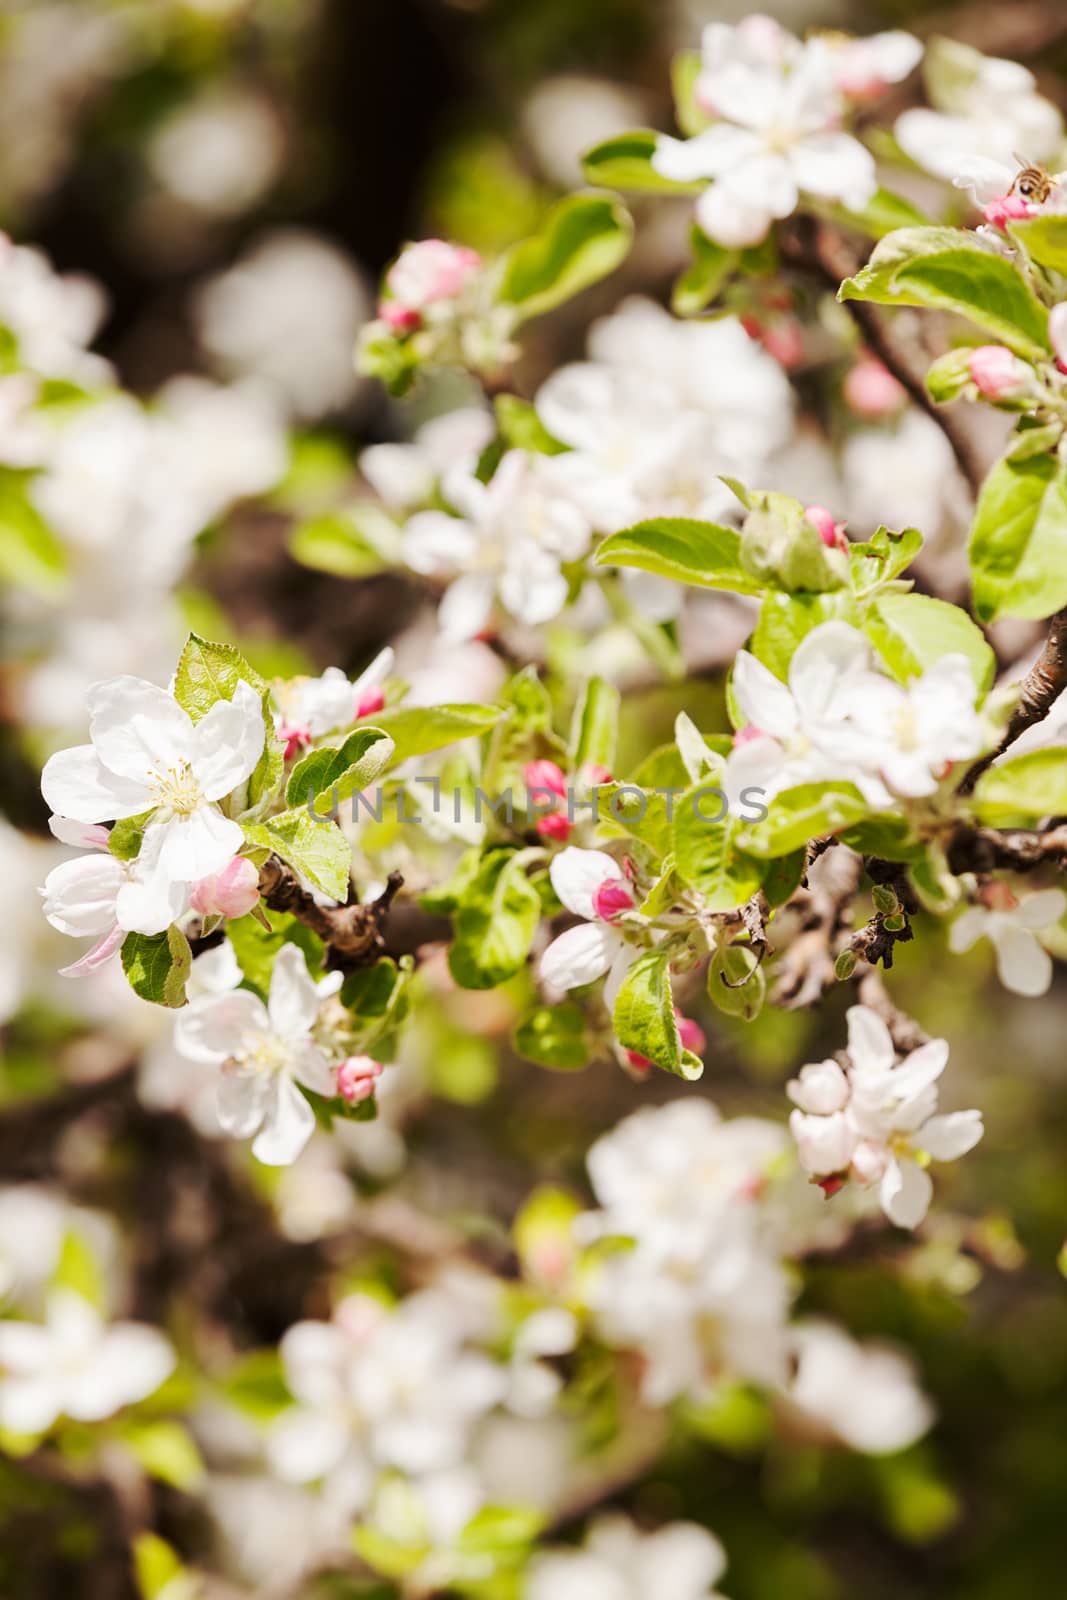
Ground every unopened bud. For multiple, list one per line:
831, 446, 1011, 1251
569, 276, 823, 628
524, 759, 567, 798
592, 879, 635, 921
968, 345, 1032, 401
337, 1055, 384, 1104
675, 1012, 707, 1055
982, 193, 1033, 231
804, 504, 848, 552
190, 856, 260, 920
386, 239, 482, 311
536, 810, 572, 842
834, 948, 857, 981
354, 684, 386, 718
843, 355, 905, 419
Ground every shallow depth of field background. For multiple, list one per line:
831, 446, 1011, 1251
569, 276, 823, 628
2, 2, 1067, 1597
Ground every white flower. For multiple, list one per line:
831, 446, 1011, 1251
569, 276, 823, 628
174, 944, 338, 1165
784, 1320, 934, 1454
361, 408, 494, 512
949, 887, 1066, 997
653, 37, 876, 247
842, 410, 965, 540
539, 847, 636, 999
581, 1101, 792, 1402
402, 451, 592, 640
41, 675, 265, 898
527, 1514, 730, 1600
148, 89, 284, 216
789, 1006, 984, 1228
273, 648, 394, 757
838, 654, 986, 798
0, 233, 110, 385
0, 1290, 174, 1433
895, 46, 1062, 187
40, 815, 187, 959
828, 31, 923, 101
194, 228, 371, 420
139, 942, 244, 1134
723, 621, 892, 808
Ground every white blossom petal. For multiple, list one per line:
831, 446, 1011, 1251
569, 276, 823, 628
268, 943, 321, 1040
86, 676, 194, 782
190, 680, 265, 799
41, 745, 152, 824
880, 1156, 933, 1229
540, 923, 621, 991
919, 1109, 984, 1161
252, 1073, 316, 1165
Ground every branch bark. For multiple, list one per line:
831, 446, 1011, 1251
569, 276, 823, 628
959, 606, 1067, 792
257, 859, 404, 969
804, 221, 987, 496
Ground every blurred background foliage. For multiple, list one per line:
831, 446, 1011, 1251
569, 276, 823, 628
2, 1, 1067, 1597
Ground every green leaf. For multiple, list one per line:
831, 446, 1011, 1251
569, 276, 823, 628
448, 850, 541, 989
514, 1003, 590, 1070
581, 130, 702, 193
119, 1419, 205, 1491
671, 49, 709, 136
0, 468, 67, 594
707, 944, 765, 1020
370, 703, 501, 767
121, 927, 192, 1008
596, 517, 762, 593
1009, 213, 1067, 275
173, 633, 266, 722
227, 909, 324, 996
672, 228, 738, 315
612, 950, 703, 1079
839, 227, 1050, 360
340, 957, 411, 1048
243, 810, 352, 901
132, 1533, 189, 1600
457, 1504, 545, 1554
498, 192, 633, 322
969, 450, 1067, 622
289, 506, 399, 578
841, 815, 923, 862
865, 592, 995, 694
673, 787, 762, 911
108, 811, 152, 861
848, 525, 923, 596
972, 749, 1067, 822
751, 591, 859, 679
817, 186, 928, 240
738, 781, 869, 858
285, 726, 395, 807
761, 848, 807, 907
569, 677, 619, 773
53, 1231, 106, 1310
494, 394, 568, 455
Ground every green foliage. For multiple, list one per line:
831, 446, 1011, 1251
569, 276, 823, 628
448, 849, 541, 989
370, 703, 502, 767
243, 810, 352, 901
708, 944, 766, 1021
494, 394, 568, 455
863, 592, 995, 694
972, 749, 1067, 822
0, 468, 67, 594
839, 227, 1050, 360
498, 192, 634, 321
671, 228, 738, 314
514, 1003, 591, 1070
568, 676, 619, 773
752, 591, 859, 679
121, 927, 192, 1008
581, 130, 701, 193
739, 782, 870, 858
1009, 213, 1067, 275
227, 908, 325, 994
612, 950, 703, 1079
969, 449, 1067, 622
596, 517, 762, 593
673, 787, 763, 910
285, 726, 395, 807
172, 633, 265, 722
289, 507, 400, 578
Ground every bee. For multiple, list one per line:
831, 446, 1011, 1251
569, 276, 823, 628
1009, 156, 1063, 206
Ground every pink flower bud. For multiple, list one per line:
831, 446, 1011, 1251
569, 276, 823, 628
789, 1108, 856, 1176
354, 684, 386, 719
337, 1055, 384, 1104
386, 240, 482, 311
379, 300, 421, 334
524, 759, 567, 798
625, 1048, 652, 1073
744, 315, 803, 369
190, 856, 260, 920
581, 762, 613, 787
968, 344, 1031, 400
843, 355, 905, 419
732, 723, 768, 748
1050, 303, 1067, 373
536, 810, 573, 842
982, 193, 1033, 230
804, 505, 848, 551
593, 878, 635, 921
675, 1012, 706, 1055
278, 723, 311, 762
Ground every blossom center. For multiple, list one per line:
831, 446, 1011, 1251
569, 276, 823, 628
892, 703, 919, 751
233, 1028, 287, 1075
148, 760, 204, 815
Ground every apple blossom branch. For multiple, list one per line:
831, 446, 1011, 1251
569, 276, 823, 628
800, 221, 987, 496
257, 858, 406, 969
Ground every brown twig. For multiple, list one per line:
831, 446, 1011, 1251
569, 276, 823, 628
959, 607, 1067, 792
257, 858, 404, 970
947, 821, 1067, 874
